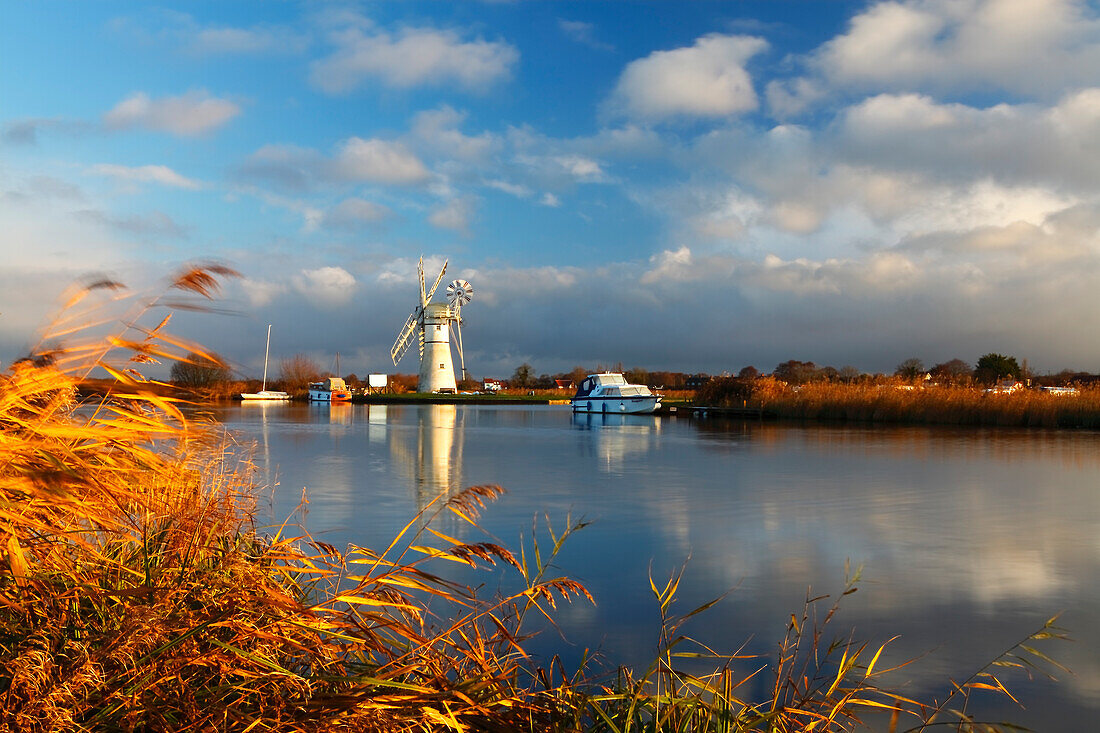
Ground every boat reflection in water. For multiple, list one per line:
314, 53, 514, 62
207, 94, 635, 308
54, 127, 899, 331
572, 411, 662, 474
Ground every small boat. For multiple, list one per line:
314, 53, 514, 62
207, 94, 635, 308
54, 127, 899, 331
308, 376, 352, 402
241, 325, 290, 401
571, 373, 661, 414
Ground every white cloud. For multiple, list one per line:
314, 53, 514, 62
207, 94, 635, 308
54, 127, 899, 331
410, 106, 499, 162
321, 197, 390, 230
429, 197, 475, 232
292, 266, 357, 306
815, 0, 1100, 98
554, 155, 606, 181
103, 91, 241, 136
310, 26, 517, 94
334, 137, 431, 184
240, 277, 286, 307
540, 192, 560, 207
837, 90, 1100, 190
486, 179, 532, 198
90, 164, 202, 190
765, 77, 827, 119
606, 34, 767, 121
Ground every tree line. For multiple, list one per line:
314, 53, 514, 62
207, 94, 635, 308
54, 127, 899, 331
171, 350, 1094, 392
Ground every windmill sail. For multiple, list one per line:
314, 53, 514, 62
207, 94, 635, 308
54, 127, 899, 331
391, 309, 420, 364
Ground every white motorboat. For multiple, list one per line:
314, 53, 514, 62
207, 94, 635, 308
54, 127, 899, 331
571, 373, 661, 414
241, 325, 290, 401
308, 376, 352, 402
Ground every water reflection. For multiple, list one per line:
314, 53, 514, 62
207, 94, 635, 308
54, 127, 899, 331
572, 412, 662, 474
208, 405, 1100, 730
389, 404, 465, 512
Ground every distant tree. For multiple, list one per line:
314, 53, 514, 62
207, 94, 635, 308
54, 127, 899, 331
838, 365, 862, 383
696, 376, 756, 407
390, 373, 418, 393
774, 360, 818, 385
280, 353, 321, 389
818, 365, 839, 381
894, 358, 925, 380
738, 365, 760, 380
569, 365, 589, 385
511, 363, 533, 388
930, 359, 971, 384
170, 352, 231, 388
973, 353, 1021, 384
344, 373, 359, 386
625, 367, 649, 385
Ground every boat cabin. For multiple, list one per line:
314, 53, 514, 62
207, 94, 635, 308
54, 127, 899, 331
574, 373, 653, 399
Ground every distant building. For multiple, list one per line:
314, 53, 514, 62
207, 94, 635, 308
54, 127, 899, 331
685, 374, 712, 390
984, 379, 1024, 395
483, 379, 503, 392
554, 379, 575, 390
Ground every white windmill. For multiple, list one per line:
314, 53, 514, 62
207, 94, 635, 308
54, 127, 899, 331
390, 256, 474, 393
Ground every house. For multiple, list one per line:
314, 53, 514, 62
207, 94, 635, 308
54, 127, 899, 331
984, 379, 1024, 395
483, 379, 503, 393
553, 379, 575, 390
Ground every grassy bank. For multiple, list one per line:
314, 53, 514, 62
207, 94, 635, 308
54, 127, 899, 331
1, 270, 1067, 731
699, 377, 1100, 428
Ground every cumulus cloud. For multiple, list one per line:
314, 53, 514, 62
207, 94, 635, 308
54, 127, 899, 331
90, 164, 202, 190
554, 155, 606, 181
485, 179, 532, 198
310, 26, 518, 94
815, 0, 1100, 98
429, 197, 475, 232
334, 137, 431, 184
410, 106, 499, 162
606, 34, 768, 121
837, 90, 1100, 190
321, 197, 390, 230
238, 138, 431, 191
240, 277, 286, 307
292, 266, 357, 306
103, 91, 241, 136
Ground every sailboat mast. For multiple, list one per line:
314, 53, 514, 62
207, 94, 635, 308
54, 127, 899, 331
262, 324, 272, 391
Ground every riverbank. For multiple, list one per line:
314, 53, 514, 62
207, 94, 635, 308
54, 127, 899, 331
739, 379, 1100, 428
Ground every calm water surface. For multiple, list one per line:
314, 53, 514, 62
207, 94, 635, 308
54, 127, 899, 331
212, 402, 1100, 730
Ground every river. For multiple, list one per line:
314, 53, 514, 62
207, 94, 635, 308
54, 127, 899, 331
210, 401, 1100, 730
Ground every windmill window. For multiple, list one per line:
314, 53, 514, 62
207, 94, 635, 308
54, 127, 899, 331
439, 363, 445, 369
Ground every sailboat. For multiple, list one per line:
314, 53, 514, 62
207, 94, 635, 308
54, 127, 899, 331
240, 325, 291, 400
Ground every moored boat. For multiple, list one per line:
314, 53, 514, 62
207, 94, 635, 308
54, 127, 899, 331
308, 376, 352, 402
571, 373, 661, 414
241, 390, 291, 400
241, 325, 290, 401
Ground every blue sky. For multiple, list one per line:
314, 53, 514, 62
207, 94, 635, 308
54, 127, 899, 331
4, 0, 1100, 379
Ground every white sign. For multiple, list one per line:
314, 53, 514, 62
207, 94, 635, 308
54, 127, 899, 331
368, 373, 388, 389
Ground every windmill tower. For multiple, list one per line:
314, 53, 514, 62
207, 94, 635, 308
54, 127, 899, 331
390, 257, 474, 393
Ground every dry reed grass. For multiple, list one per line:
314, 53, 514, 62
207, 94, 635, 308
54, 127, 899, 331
738, 378, 1100, 428
0, 267, 1068, 731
